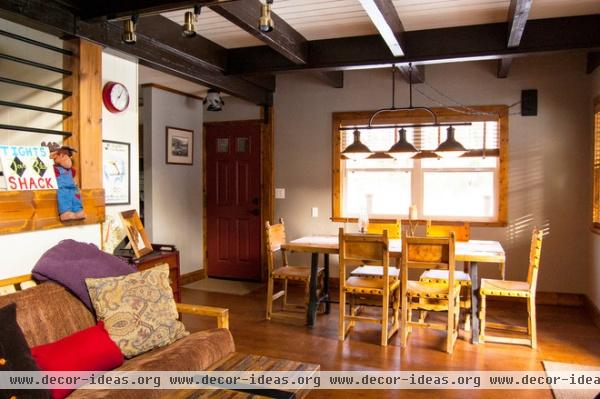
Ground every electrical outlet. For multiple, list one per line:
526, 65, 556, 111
275, 188, 285, 199
311, 207, 318, 218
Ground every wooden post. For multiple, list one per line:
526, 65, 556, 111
63, 38, 103, 189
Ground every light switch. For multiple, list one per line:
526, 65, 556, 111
275, 188, 285, 199
311, 207, 319, 218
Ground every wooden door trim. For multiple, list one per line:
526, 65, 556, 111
203, 110, 274, 282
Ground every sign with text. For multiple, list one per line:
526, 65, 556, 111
0, 145, 57, 191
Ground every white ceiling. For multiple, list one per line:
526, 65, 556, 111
162, 0, 600, 49
145, 0, 600, 97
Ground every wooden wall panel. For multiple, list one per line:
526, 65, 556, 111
0, 189, 105, 235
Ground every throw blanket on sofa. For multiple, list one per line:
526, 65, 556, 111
32, 239, 136, 310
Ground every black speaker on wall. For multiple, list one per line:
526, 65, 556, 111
521, 89, 538, 116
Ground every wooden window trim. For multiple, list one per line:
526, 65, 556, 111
592, 96, 600, 234
331, 105, 509, 227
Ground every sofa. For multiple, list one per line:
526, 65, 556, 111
0, 277, 234, 399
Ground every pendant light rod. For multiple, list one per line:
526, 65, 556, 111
367, 63, 439, 128
339, 122, 472, 131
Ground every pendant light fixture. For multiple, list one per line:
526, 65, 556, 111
434, 126, 468, 158
387, 128, 418, 160
258, 0, 274, 33
342, 129, 373, 160
182, 5, 201, 37
122, 15, 138, 44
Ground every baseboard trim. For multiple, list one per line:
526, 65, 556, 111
180, 269, 206, 286
584, 295, 600, 330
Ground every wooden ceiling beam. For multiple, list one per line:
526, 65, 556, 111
497, 0, 532, 78
0, 0, 271, 104
397, 64, 424, 84
318, 71, 344, 88
227, 15, 600, 75
210, 0, 308, 64
80, 0, 235, 21
137, 15, 227, 72
359, 0, 405, 57
587, 51, 600, 74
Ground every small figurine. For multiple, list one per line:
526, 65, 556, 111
42, 142, 86, 221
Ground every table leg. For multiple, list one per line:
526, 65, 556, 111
307, 252, 319, 327
324, 254, 330, 314
470, 261, 480, 344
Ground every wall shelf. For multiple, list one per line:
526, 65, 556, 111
0, 189, 105, 235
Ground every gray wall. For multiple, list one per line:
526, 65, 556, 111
141, 86, 203, 274
209, 51, 594, 295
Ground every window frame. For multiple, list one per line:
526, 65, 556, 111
331, 105, 509, 227
592, 96, 600, 232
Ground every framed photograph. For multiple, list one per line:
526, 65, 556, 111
102, 140, 130, 205
166, 126, 194, 165
119, 209, 153, 258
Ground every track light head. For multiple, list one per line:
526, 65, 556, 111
122, 16, 138, 44
182, 5, 201, 37
258, 0, 274, 33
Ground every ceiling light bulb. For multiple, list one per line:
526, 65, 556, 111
258, 1, 274, 33
122, 17, 137, 44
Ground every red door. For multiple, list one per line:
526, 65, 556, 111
205, 122, 262, 280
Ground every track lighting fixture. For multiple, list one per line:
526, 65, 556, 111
122, 15, 138, 44
258, 0, 274, 33
182, 5, 201, 37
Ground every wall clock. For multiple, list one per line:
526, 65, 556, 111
102, 81, 130, 113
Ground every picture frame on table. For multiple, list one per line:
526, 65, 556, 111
166, 127, 194, 165
119, 209, 153, 258
102, 140, 131, 205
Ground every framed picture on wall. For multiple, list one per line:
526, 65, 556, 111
166, 127, 194, 165
102, 140, 131, 205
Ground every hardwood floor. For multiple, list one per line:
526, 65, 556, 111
181, 286, 600, 399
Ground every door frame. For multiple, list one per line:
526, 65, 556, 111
202, 106, 274, 282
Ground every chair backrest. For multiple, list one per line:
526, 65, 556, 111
367, 219, 401, 239
401, 231, 456, 296
426, 221, 470, 241
526, 228, 544, 292
339, 228, 390, 285
265, 218, 288, 272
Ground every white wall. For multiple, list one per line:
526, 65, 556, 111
205, 52, 593, 294
102, 51, 140, 218
141, 86, 203, 274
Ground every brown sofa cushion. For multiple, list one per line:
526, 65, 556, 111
67, 328, 236, 399
0, 282, 95, 347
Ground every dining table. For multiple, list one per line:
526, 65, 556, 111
282, 235, 505, 344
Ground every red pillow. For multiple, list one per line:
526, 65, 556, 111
31, 321, 124, 399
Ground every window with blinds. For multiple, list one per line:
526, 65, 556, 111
334, 106, 508, 224
593, 97, 600, 227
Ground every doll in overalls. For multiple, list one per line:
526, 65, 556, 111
46, 143, 86, 221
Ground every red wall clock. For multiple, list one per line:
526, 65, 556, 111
102, 81, 130, 113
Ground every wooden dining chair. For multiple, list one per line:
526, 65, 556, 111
350, 219, 401, 279
401, 231, 460, 354
479, 228, 543, 348
265, 218, 324, 321
426, 220, 505, 279
338, 228, 400, 346
419, 221, 473, 330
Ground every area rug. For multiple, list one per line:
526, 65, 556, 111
542, 360, 600, 399
184, 278, 264, 296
